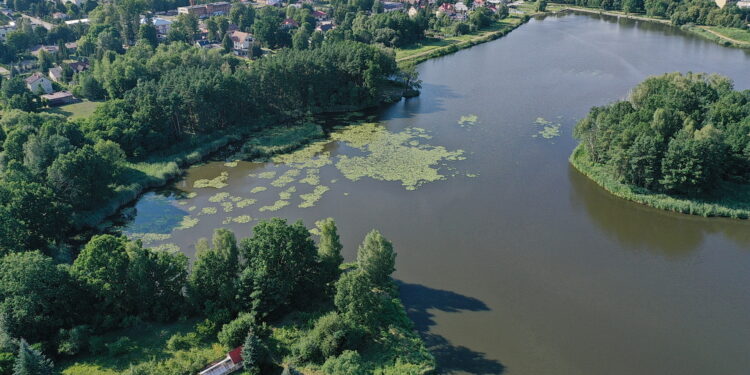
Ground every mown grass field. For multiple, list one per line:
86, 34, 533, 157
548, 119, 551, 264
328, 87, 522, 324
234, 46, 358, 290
44, 100, 103, 120
706, 26, 750, 44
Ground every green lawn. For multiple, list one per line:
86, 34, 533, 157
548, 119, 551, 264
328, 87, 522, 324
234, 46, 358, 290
707, 26, 750, 44
44, 100, 102, 120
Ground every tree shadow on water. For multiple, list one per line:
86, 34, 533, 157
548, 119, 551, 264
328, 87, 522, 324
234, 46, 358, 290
397, 281, 506, 375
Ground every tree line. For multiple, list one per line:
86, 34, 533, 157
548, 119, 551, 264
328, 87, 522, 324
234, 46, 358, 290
557, 0, 749, 28
0, 218, 432, 374
574, 72, 750, 196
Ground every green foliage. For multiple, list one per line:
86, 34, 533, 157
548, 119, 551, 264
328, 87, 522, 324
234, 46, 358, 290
292, 312, 364, 363
317, 218, 344, 291
574, 73, 749, 198
321, 350, 368, 375
57, 325, 92, 356
13, 339, 53, 375
334, 271, 386, 331
240, 219, 320, 317
165, 332, 201, 352
0, 252, 80, 344
188, 229, 240, 316
0, 352, 13, 375
217, 313, 257, 349
356, 230, 396, 287
241, 328, 265, 373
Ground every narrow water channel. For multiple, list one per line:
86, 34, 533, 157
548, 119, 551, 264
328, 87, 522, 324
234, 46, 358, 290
122, 12, 750, 375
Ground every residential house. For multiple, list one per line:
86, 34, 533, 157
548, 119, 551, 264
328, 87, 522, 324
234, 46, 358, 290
68, 61, 89, 73
178, 2, 231, 18
265, 0, 284, 6
198, 347, 243, 375
229, 30, 254, 56
738, 0, 750, 7
383, 1, 405, 12
281, 18, 300, 29
311, 10, 327, 21
31, 45, 59, 57
41, 91, 77, 106
48, 66, 63, 82
25, 73, 53, 94
141, 17, 173, 36
17, 59, 36, 72
408, 6, 419, 17
437, 2, 455, 15
714, 0, 736, 7
52, 12, 68, 20
315, 20, 335, 32
0, 23, 16, 42
64, 42, 78, 53
454, 2, 469, 12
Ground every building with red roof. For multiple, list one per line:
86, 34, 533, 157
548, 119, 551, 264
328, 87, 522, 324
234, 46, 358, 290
198, 346, 243, 375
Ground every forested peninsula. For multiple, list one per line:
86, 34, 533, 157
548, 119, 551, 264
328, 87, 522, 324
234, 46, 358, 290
572, 72, 750, 218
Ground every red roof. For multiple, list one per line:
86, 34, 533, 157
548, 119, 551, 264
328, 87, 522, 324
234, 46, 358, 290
282, 18, 299, 26
312, 10, 326, 17
228, 346, 243, 364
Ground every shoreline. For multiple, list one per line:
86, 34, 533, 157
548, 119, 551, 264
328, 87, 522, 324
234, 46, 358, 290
569, 144, 750, 219
559, 4, 750, 49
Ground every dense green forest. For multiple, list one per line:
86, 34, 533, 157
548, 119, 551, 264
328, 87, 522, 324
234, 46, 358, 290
557, 0, 749, 28
0, 218, 434, 374
573, 72, 750, 197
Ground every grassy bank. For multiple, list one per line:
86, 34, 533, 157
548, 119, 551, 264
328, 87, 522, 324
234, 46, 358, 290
570, 145, 750, 219
60, 280, 434, 375
558, 4, 750, 49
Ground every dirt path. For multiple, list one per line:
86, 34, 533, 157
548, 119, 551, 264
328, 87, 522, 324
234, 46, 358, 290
698, 26, 750, 46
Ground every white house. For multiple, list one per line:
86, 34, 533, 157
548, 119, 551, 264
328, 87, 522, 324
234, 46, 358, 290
0, 22, 16, 42
141, 17, 173, 35
737, 0, 750, 7
199, 347, 243, 375
229, 30, 254, 56
455, 2, 469, 12
25, 73, 53, 94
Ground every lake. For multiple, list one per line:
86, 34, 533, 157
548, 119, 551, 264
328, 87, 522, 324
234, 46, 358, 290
120, 12, 750, 375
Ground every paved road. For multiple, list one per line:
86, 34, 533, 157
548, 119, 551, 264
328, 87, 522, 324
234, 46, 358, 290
21, 14, 53, 30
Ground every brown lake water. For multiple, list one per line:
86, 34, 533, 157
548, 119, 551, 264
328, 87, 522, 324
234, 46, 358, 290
120, 12, 750, 375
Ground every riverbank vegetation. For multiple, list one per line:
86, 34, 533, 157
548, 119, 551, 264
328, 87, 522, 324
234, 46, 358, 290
572, 72, 750, 218
0, 218, 433, 374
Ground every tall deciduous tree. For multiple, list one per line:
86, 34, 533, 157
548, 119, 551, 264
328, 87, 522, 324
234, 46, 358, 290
356, 230, 395, 287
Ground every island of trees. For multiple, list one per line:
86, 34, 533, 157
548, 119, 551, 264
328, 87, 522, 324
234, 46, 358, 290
0, 218, 434, 374
572, 72, 750, 218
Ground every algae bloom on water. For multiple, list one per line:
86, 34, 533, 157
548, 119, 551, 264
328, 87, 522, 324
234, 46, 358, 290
458, 114, 479, 127
331, 123, 465, 190
193, 172, 229, 189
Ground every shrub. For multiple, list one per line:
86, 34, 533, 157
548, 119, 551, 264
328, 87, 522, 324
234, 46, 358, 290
217, 313, 257, 348
0, 352, 13, 375
292, 312, 365, 364
321, 350, 367, 375
166, 332, 201, 351
57, 325, 92, 356
106, 336, 134, 356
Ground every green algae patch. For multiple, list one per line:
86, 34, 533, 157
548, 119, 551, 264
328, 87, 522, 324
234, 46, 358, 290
271, 169, 301, 188
250, 186, 267, 194
279, 186, 297, 200
130, 232, 172, 245
201, 207, 218, 215
224, 161, 239, 167
175, 216, 199, 230
232, 215, 253, 223
299, 169, 321, 186
299, 185, 330, 208
152, 243, 180, 252
208, 192, 231, 203
221, 202, 234, 213
185, 192, 198, 199
259, 200, 290, 212
194, 172, 229, 189
458, 114, 479, 127
188, 206, 197, 211
237, 198, 257, 208
331, 123, 465, 190
532, 117, 561, 139
257, 171, 277, 179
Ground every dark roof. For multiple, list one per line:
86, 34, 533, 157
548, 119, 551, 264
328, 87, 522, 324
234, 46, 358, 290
24, 72, 46, 84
